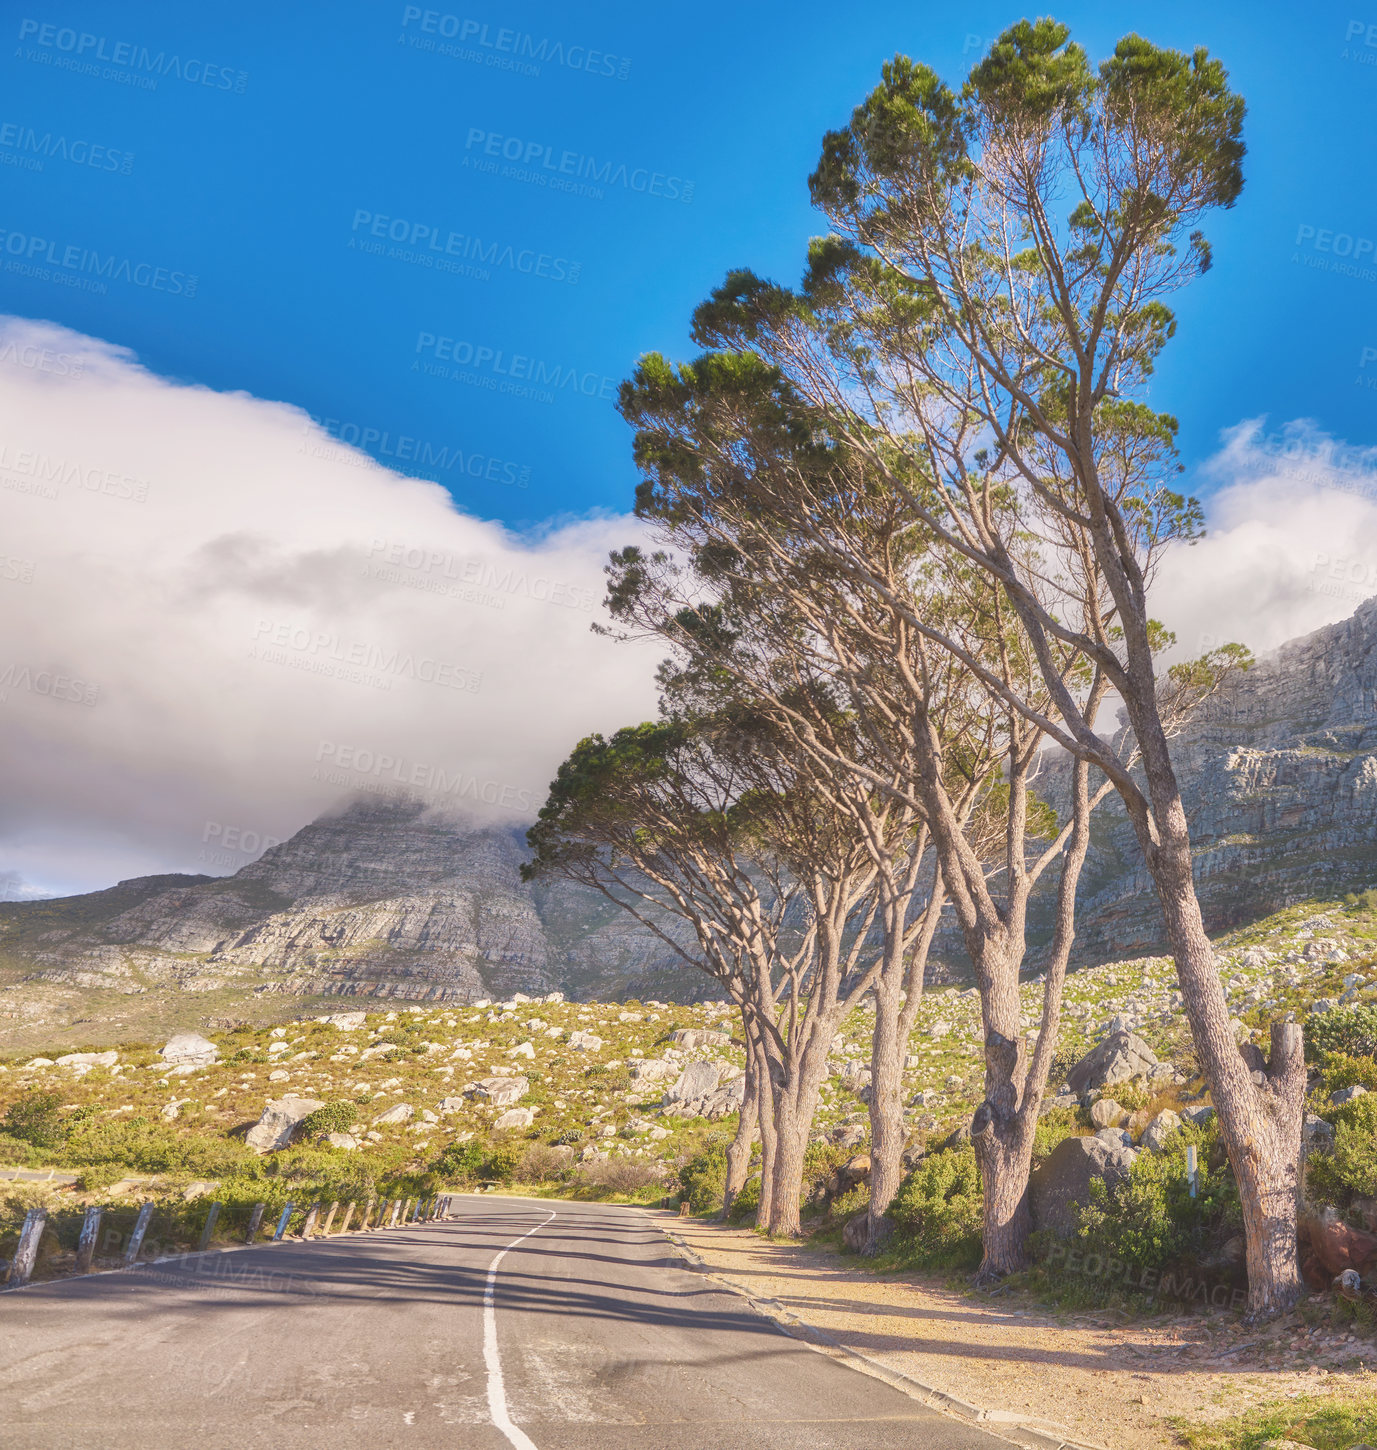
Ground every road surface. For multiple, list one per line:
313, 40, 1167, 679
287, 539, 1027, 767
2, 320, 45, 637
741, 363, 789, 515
0, 1194, 1013, 1449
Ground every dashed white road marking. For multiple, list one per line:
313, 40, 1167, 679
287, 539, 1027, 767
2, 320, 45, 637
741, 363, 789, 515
483, 1211, 557, 1450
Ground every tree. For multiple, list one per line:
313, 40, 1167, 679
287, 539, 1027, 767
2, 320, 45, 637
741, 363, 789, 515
686, 18, 1299, 1315
613, 359, 1115, 1272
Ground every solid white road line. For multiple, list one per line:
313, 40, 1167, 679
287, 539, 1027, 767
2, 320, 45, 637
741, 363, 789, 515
483, 1210, 557, 1450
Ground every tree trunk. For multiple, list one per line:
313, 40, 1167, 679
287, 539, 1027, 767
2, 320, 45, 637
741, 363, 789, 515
755, 1052, 779, 1234
768, 1093, 810, 1237
971, 1026, 1036, 1279
1141, 829, 1306, 1318
723, 1048, 760, 1218
866, 977, 907, 1253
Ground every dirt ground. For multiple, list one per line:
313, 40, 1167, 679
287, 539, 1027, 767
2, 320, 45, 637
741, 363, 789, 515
656, 1214, 1376, 1450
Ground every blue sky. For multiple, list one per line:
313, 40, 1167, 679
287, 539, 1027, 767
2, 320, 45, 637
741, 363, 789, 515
3, 0, 1376, 529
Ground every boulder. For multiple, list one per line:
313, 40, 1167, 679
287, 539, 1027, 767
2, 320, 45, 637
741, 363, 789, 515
325, 1132, 360, 1150
1141, 1109, 1183, 1153
842, 1210, 891, 1253
1090, 1098, 1128, 1129
1064, 1031, 1159, 1095
493, 1107, 534, 1131
437, 1096, 466, 1115
1181, 1104, 1215, 1127
1029, 1134, 1137, 1239
1352, 1196, 1377, 1233
159, 1032, 218, 1068
665, 1061, 722, 1105
475, 1076, 529, 1107
318, 1012, 366, 1030
1304, 1113, 1335, 1147
1331, 1085, 1369, 1107
838, 1154, 872, 1186
1095, 1126, 1134, 1149
567, 1030, 603, 1052
669, 1028, 732, 1050
55, 1050, 118, 1070
268, 1068, 290, 1082
628, 1057, 677, 1084
509, 1041, 535, 1059
373, 1103, 414, 1126
246, 1094, 324, 1153
1302, 1206, 1377, 1276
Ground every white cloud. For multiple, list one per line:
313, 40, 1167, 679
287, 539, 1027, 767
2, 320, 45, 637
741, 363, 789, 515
1152, 418, 1377, 658
3, 319, 1375, 899
0, 317, 660, 895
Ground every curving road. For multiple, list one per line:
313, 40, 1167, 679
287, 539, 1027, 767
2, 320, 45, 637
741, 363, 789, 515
0, 1195, 1012, 1449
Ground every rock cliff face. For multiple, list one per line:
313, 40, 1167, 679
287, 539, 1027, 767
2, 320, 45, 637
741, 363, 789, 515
0, 799, 699, 1004
3, 598, 1375, 1001
1068, 594, 1377, 956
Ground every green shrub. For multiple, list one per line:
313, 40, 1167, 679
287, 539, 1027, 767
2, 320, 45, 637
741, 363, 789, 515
1308, 1095, 1377, 1202
1066, 1124, 1240, 1285
1318, 1052, 1377, 1099
3, 1091, 68, 1148
727, 1173, 761, 1222
483, 1143, 524, 1183
298, 1101, 359, 1137
430, 1140, 487, 1183
888, 1146, 983, 1270
1306, 1004, 1377, 1064
678, 1146, 727, 1214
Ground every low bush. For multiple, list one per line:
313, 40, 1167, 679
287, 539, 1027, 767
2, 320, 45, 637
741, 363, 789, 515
1308, 1094, 1377, 1202
3, 1091, 68, 1148
1317, 1051, 1377, 1098
1031, 1107, 1080, 1163
678, 1145, 727, 1214
887, 1145, 983, 1270
727, 1173, 761, 1222
298, 1101, 359, 1137
574, 1157, 664, 1197
517, 1143, 575, 1182
1305, 1004, 1377, 1064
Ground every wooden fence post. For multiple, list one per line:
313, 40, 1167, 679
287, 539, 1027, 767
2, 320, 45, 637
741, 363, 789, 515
272, 1202, 294, 1241
389, 1199, 402, 1227
75, 1205, 102, 1274
301, 1204, 321, 1240
6, 1208, 47, 1286
245, 1202, 266, 1244
338, 1201, 356, 1234
198, 1202, 222, 1252
124, 1203, 155, 1265
321, 1201, 340, 1236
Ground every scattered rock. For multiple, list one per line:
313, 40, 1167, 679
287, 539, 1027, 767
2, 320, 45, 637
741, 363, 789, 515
371, 1102, 413, 1126
317, 1012, 366, 1030
437, 1096, 466, 1115
55, 1050, 118, 1071
1094, 1126, 1134, 1149
665, 1060, 722, 1106
493, 1107, 534, 1131
1182, 1104, 1215, 1127
1141, 1109, 1183, 1153
628, 1057, 676, 1084
474, 1076, 529, 1107
246, 1094, 324, 1152
567, 1031, 603, 1052
1301, 1205, 1377, 1277
1090, 1098, 1128, 1129
159, 1032, 218, 1068
325, 1132, 360, 1150
1064, 1031, 1159, 1095
268, 1068, 290, 1082
1331, 1085, 1369, 1106
180, 1180, 219, 1200
669, 1028, 731, 1050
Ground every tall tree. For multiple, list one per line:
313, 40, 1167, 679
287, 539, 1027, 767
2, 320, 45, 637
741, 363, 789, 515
680, 18, 1300, 1315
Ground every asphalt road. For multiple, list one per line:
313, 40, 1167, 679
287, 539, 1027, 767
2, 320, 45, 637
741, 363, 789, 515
0, 1195, 1013, 1449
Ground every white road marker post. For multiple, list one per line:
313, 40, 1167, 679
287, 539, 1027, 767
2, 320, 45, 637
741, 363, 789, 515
75, 1205, 102, 1274
6, 1208, 47, 1286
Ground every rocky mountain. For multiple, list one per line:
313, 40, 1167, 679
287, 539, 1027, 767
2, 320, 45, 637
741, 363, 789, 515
2, 596, 1375, 1009
1068, 593, 1377, 955
0, 799, 701, 1008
